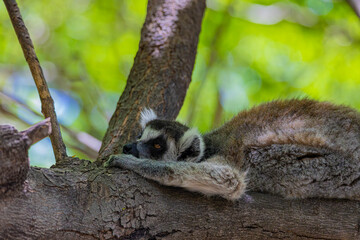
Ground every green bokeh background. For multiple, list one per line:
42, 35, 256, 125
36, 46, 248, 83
1, 0, 359, 167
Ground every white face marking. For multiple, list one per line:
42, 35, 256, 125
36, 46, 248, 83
178, 128, 204, 162
162, 140, 177, 161
140, 127, 162, 142
140, 108, 158, 129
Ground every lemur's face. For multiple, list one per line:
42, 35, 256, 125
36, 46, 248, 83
122, 109, 204, 162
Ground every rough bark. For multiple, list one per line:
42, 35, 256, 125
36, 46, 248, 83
4, 0, 67, 162
0, 158, 359, 240
0, 118, 51, 195
97, 0, 206, 162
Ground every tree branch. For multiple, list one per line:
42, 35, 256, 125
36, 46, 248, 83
0, 118, 51, 195
20, 118, 52, 146
0, 162, 359, 239
97, 0, 206, 162
347, 0, 360, 18
3, 0, 67, 162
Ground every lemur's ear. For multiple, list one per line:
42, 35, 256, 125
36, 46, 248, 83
140, 108, 158, 129
178, 128, 204, 162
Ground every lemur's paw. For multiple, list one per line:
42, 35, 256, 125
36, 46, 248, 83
104, 155, 118, 168
225, 171, 248, 201
210, 166, 236, 185
104, 154, 141, 169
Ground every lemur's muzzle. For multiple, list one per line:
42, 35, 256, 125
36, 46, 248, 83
123, 142, 139, 158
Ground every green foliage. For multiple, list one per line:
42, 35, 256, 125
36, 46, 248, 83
179, 0, 360, 131
0, 0, 359, 166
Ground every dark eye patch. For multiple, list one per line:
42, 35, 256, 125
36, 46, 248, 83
145, 136, 167, 159
136, 133, 142, 140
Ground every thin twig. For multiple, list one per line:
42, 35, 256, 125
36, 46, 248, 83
347, 0, 360, 18
185, 2, 233, 125
3, 0, 67, 162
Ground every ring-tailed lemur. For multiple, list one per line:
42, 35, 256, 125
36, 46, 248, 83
106, 99, 360, 200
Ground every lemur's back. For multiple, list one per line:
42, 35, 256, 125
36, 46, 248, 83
211, 99, 360, 159
207, 99, 360, 199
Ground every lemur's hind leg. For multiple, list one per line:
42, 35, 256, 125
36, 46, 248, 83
246, 144, 360, 200
106, 154, 247, 200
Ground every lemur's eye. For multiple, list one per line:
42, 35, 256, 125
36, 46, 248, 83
136, 134, 142, 140
154, 143, 161, 149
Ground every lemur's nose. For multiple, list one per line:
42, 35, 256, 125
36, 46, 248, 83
123, 144, 132, 154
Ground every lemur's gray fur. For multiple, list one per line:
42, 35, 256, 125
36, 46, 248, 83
105, 99, 360, 200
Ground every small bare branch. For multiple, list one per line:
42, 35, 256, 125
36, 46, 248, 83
20, 118, 51, 146
3, 0, 67, 162
347, 0, 360, 18
0, 119, 51, 195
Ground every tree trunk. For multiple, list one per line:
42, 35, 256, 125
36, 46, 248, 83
97, 0, 206, 162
